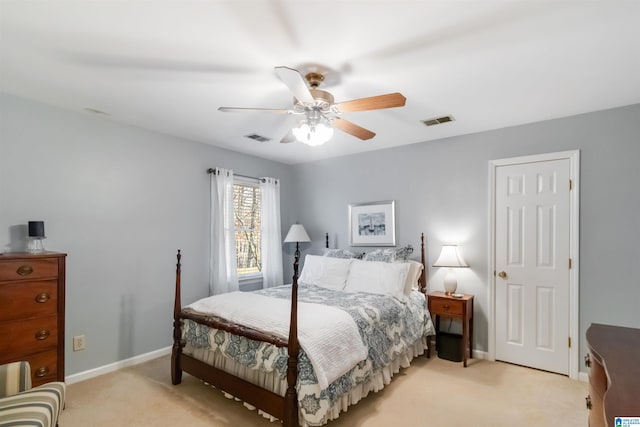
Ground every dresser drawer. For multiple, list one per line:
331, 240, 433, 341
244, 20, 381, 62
0, 280, 58, 322
0, 258, 58, 282
430, 298, 464, 316
24, 349, 59, 387
0, 315, 58, 360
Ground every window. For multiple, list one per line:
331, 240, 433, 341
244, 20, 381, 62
233, 181, 261, 276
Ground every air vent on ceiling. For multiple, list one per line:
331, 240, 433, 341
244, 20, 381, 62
422, 115, 455, 126
244, 133, 272, 142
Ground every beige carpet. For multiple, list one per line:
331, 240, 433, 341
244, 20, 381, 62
59, 355, 587, 426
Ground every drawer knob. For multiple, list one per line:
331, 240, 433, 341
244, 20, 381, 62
584, 354, 591, 368
17, 265, 34, 276
585, 395, 592, 410
34, 366, 49, 378
443, 304, 450, 310
35, 292, 51, 303
35, 329, 50, 340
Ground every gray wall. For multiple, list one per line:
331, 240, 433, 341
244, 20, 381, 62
290, 103, 640, 367
2, 91, 639, 377
0, 93, 294, 375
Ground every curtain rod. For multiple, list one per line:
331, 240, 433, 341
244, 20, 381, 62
207, 168, 266, 183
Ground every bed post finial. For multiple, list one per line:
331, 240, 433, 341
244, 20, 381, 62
174, 250, 182, 319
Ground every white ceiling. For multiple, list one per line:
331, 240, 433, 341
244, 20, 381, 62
1, 1, 639, 165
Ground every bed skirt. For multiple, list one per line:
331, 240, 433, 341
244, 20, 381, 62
183, 335, 428, 426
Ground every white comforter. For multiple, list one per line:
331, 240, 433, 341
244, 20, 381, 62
187, 291, 368, 389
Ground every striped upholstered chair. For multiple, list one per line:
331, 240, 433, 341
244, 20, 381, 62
0, 361, 66, 427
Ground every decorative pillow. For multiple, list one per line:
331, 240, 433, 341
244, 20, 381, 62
362, 249, 395, 263
362, 245, 414, 263
393, 245, 414, 261
344, 259, 410, 301
323, 248, 362, 259
299, 255, 351, 290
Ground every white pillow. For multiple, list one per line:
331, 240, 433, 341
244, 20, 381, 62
401, 260, 424, 295
345, 259, 410, 301
298, 254, 351, 290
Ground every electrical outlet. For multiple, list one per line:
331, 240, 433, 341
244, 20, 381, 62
73, 335, 86, 351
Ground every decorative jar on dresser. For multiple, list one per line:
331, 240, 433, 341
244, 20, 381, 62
0, 252, 66, 386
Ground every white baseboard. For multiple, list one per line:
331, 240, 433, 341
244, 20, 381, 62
65, 346, 172, 385
472, 349, 489, 359
578, 371, 588, 382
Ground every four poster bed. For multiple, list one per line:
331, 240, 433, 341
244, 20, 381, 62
171, 233, 434, 427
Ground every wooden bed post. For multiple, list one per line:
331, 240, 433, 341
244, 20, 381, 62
284, 248, 301, 427
419, 233, 427, 294
418, 233, 433, 358
171, 250, 183, 385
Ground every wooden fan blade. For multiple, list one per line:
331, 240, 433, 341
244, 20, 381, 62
332, 118, 376, 140
274, 66, 315, 104
218, 107, 291, 114
280, 130, 297, 144
335, 92, 406, 113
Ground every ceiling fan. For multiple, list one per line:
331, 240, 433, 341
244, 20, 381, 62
218, 66, 406, 146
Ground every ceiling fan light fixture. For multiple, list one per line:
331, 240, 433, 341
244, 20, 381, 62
292, 120, 333, 147
220, 65, 405, 144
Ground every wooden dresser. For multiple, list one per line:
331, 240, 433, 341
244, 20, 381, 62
585, 323, 640, 427
0, 252, 66, 386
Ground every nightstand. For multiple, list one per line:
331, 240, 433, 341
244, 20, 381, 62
427, 291, 474, 367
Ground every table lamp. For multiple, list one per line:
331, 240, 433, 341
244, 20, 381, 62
284, 224, 311, 260
433, 245, 469, 295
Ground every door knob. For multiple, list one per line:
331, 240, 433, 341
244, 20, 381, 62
498, 271, 507, 279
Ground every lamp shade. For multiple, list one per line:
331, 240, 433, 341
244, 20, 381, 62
433, 245, 468, 268
28, 221, 46, 238
284, 224, 311, 243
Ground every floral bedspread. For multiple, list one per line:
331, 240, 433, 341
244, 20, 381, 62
182, 284, 434, 426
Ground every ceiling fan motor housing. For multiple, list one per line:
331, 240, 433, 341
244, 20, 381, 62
305, 72, 325, 88
293, 89, 334, 113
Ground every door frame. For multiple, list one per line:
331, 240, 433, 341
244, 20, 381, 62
488, 150, 580, 379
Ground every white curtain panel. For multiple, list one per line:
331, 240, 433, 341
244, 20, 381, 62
210, 168, 239, 295
260, 177, 284, 288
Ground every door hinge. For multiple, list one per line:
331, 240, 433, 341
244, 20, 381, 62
568, 337, 572, 348
569, 258, 572, 269
569, 179, 573, 190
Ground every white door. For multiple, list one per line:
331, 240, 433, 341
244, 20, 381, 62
495, 158, 571, 374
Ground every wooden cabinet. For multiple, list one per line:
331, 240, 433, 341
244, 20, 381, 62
585, 323, 640, 427
427, 291, 474, 367
0, 252, 66, 386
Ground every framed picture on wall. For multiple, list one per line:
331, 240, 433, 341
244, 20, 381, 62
348, 200, 396, 246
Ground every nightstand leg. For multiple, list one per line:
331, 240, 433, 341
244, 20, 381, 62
469, 299, 474, 360
434, 314, 440, 357
469, 316, 474, 360
463, 320, 468, 367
